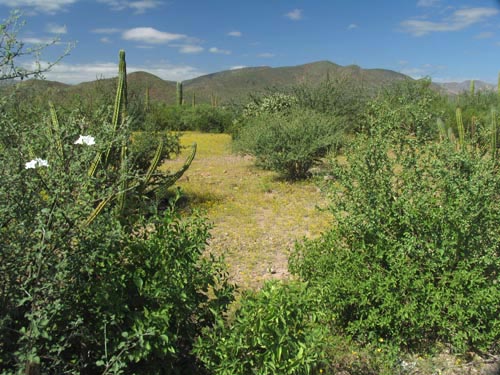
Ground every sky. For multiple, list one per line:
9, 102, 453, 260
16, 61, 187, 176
1, 0, 500, 84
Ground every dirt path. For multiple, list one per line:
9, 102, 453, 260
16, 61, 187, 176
162, 132, 331, 289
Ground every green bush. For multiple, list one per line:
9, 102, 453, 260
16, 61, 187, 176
290, 125, 500, 354
363, 78, 445, 140
182, 104, 233, 133
142, 103, 233, 133
234, 108, 345, 179
129, 130, 180, 172
291, 75, 368, 130
0, 91, 233, 374
194, 281, 328, 375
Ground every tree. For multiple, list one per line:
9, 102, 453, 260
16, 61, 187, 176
0, 10, 74, 81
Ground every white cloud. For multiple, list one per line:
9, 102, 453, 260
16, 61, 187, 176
97, 0, 163, 13
46, 23, 67, 34
178, 45, 204, 54
100, 37, 111, 43
417, 0, 440, 7
129, 0, 162, 13
92, 28, 122, 34
122, 27, 186, 44
401, 7, 498, 36
22, 36, 60, 44
227, 31, 242, 37
258, 52, 275, 58
400, 63, 447, 79
475, 31, 494, 39
209, 47, 231, 55
285, 8, 303, 21
230, 65, 247, 70
28, 60, 206, 84
0, 0, 77, 14
347, 24, 358, 30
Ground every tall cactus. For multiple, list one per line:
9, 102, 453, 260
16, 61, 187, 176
83, 50, 197, 225
470, 79, 475, 96
492, 109, 497, 161
176, 81, 183, 106
145, 86, 150, 112
192, 91, 196, 107
456, 107, 465, 150
497, 72, 500, 99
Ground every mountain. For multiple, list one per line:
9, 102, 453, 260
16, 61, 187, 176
183, 61, 410, 103
436, 80, 496, 95
3, 61, 423, 106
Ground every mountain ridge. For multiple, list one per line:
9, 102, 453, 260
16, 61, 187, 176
5, 60, 493, 104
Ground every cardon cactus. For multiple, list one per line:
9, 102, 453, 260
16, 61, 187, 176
176, 81, 183, 106
50, 50, 196, 225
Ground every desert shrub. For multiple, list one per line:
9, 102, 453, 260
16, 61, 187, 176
129, 130, 180, 172
363, 78, 445, 140
0, 85, 232, 373
242, 92, 298, 118
194, 281, 328, 375
441, 90, 500, 149
181, 104, 233, 133
235, 108, 345, 179
142, 103, 183, 131
291, 75, 368, 129
141, 103, 233, 133
290, 123, 500, 354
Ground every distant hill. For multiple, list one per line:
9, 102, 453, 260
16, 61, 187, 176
3, 60, 457, 106
436, 80, 496, 95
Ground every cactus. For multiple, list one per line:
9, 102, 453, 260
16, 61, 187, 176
82, 50, 196, 225
470, 116, 477, 140
145, 86, 150, 112
498, 72, 500, 99
176, 81, 183, 106
437, 118, 447, 141
456, 107, 465, 150
192, 91, 196, 107
492, 109, 497, 161
211, 93, 218, 108
470, 79, 475, 96
48, 102, 64, 157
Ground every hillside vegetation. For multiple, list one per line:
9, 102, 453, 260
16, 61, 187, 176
5, 60, 414, 107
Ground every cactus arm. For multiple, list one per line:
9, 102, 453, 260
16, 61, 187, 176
176, 81, 183, 106
48, 101, 64, 157
456, 107, 465, 150
492, 109, 497, 161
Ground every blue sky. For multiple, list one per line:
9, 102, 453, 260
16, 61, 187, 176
1, 0, 500, 84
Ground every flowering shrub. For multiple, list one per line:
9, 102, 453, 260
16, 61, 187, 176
0, 72, 232, 374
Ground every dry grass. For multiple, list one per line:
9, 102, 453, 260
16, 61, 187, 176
162, 131, 331, 289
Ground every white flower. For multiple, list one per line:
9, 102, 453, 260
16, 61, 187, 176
74, 135, 95, 146
25, 158, 49, 169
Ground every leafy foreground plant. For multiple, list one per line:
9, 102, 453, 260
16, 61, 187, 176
0, 50, 233, 374
194, 281, 329, 375
290, 124, 500, 356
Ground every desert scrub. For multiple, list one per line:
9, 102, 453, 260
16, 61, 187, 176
0, 51, 232, 374
290, 122, 500, 355
194, 280, 329, 375
234, 108, 345, 180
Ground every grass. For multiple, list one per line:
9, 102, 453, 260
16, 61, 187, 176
162, 131, 331, 289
